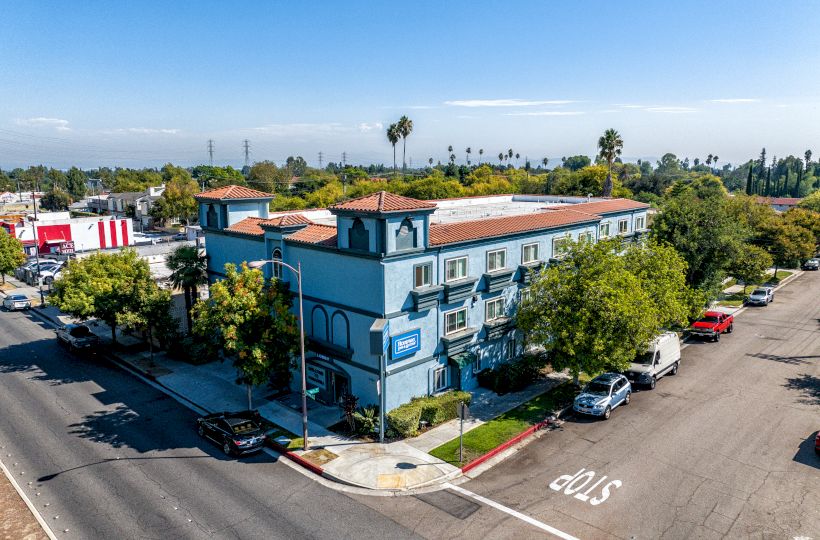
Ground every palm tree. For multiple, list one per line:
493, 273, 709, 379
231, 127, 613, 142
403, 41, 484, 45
515, 152, 520, 166
466, 147, 472, 165
542, 157, 549, 169
478, 148, 484, 165
386, 123, 400, 173
167, 245, 208, 335
597, 128, 624, 197
498, 152, 504, 165
397, 116, 413, 171
713, 155, 719, 171
507, 149, 513, 162
428, 157, 433, 168
449, 153, 456, 164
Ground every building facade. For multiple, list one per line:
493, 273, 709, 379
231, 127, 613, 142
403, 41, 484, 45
196, 186, 649, 411
1, 214, 134, 256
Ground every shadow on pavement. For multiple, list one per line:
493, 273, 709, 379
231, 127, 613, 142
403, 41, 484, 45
783, 373, 820, 406
746, 353, 818, 365
792, 431, 819, 469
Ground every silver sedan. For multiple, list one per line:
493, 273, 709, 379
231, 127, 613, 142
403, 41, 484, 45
2, 294, 32, 311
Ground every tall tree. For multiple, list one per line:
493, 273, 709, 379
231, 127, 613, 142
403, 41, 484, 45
542, 157, 549, 169
0, 229, 26, 284
167, 245, 208, 334
160, 164, 199, 224
192, 263, 299, 408
50, 250, 154, 345
498, 152, 504, 164
465, 147, 472, 165
745, 162, 754, 195
397, 116, 413, 171
727, 244, 772, 293
794, 160, 803, 197
478, 148, 484, 164
40, 188, 72, 211
805, 150, 813, 174
65, 167, 88, 200
712, 155, 719, 171
386, 123, 400, 173
764, 165, 771, 196
597, 128, 624, 197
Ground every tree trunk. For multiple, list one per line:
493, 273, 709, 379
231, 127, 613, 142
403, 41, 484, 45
402, 138, 407, 171
393, 145, 396, 173
183, 285, 193, 334
111, 324, 117, 347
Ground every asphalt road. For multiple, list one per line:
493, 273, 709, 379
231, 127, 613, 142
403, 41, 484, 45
356, 271, 820, 539
0, 311, 417, 539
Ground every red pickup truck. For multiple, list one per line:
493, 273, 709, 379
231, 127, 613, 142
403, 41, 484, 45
689, 311, 734, 342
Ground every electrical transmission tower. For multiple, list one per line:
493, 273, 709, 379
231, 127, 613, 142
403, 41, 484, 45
318, 151, 323, 169
243, 139, 251, 168
342, 151, 347, 168
207, 139, 215, 166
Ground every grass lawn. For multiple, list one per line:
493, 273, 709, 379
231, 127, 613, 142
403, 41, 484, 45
767, 270, 792, 283
722, 278, 738, 289
429, 381, 581, 465
259, 419, 303, 450
716, 292, 746, 308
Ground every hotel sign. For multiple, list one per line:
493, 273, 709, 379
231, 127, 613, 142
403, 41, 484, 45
391, 329, 421, 360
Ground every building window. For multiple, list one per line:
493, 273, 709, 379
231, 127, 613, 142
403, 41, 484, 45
506, 339, 515, 360
473, 355, 482, 375
396, 217, 416, 251
414, 263, 432, 288
552, 235, 572, 259
486, 249, 506, 272
599, 222, 611, 238
445, 308, 467, 335
618, 219, 628, 234
635, 216, 645, 230
522, 243, 539, 264
578, 231, 594, 243
445, 256, 468, 282
520, 288, 531, 303
433, 366, 448, 392
272, 248, 283, 279
206, 204, 217, 228
485, 297, 505, 322
349, 218, 369, 251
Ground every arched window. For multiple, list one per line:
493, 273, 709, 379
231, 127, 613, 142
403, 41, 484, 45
395, 217, 416, 251
331, 311, 350, 349
311, 306, 329, 341
272, 248, 283, 279
348, 218, 369, 251
206, 204, 217, 228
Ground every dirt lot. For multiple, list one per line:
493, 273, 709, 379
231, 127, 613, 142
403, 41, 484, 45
0, 467, 46, 540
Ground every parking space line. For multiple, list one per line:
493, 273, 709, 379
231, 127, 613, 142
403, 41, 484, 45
444, 483, 579, 540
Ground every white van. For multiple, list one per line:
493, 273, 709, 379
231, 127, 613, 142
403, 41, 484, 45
624, 332, 681, 389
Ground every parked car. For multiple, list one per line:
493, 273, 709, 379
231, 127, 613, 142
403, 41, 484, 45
802, 258, 819, 271
573, 373, 631, 420
747, 287, 774, 306
38, 266, 63, 286
15, 260, 39, 281
2, 294, 32, 311
689, 311, 734, 342
55, 323, 101, 352
196, 410, 267, 456
25, 262, 63, 285
624, 332, 681, 389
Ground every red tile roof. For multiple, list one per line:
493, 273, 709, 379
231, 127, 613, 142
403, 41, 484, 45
285, 224, 337, 247
757, 197, 801, 206
224, 217, 267, 237
567, 198, 650, 215
330, 191, 436, 213
429, 209, 599, 246
194, 185, 273, 201
261, 214, 312, 227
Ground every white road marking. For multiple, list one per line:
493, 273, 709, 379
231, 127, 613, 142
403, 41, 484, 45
444, 482, 579, 540
0, 457, 58, 540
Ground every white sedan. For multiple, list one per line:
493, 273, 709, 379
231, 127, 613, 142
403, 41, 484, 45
2, 294, 32, 311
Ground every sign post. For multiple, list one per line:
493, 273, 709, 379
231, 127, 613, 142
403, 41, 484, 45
459, 401, 465, 463
369, 319, 390, 443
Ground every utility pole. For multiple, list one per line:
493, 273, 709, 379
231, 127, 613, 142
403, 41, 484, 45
318, 151, 323, 169
342, 152, 347, 168
243, 139, 251, 168
207, 139, 215, 166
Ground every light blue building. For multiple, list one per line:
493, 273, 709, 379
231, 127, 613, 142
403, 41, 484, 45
195, 186, 649, 411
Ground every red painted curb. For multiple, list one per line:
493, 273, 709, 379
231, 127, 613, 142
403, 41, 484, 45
268, 441, 324, 476
460, 419, 548, 473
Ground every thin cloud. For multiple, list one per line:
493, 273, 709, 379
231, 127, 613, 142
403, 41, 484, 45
615, 104, 649, 109
252, 122, 351, 136
358, 122, 383, 133
445, 99, 577, 107
15, 117, 71, 131
644, 106, 698, 114
710, 98, 760, 103
109, 127, 180, 135
505, 111, 585, 116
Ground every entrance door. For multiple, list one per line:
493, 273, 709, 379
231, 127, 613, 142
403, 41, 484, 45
332, 372, 350, 404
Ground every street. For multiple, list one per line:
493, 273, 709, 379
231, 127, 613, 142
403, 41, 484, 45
354, 271, 820, 539
0, 310, 417, 539
1, 271, 818, 539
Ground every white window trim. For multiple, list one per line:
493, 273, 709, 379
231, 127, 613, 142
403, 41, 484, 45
486, 248, 507, 272
552, 234, 572, 259
579, 231, 593, 243
445, 307, 468, 335
520, 288, 531, 303
414, 263, 432, 288
445, 256, 468, 283
618, 219, 629, 234
433, 366, 448, 392
485, 297, 505, 322
600, 222, 611, 238
522, 243, 539, 264
635, 216, 646, 230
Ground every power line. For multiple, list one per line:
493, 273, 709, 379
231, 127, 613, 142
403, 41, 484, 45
243, 139, 251, 168
207, 139, 215, 166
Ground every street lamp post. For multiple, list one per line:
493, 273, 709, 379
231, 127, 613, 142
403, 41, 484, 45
248, 258, 308, 451
30, 189, 45, 307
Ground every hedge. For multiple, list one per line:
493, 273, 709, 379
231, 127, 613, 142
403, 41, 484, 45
387, 390, 472, 438
477, 352, 549, 395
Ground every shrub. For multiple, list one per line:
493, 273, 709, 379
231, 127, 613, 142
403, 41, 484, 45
386, 390, 472, 438
352, 405, 379, 435
477, 352, 548, 394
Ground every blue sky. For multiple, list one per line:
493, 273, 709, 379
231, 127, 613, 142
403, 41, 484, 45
2, 0, 819, 169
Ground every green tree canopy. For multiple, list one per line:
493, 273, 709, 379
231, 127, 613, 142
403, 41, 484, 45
0, 229, 26, 283
191, 263, 299, 406
65, 167, 88, 200
49, 250, 154, 344
159, 164, 199, 224
726, 244, 773, 293
40, 188, 73, 211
